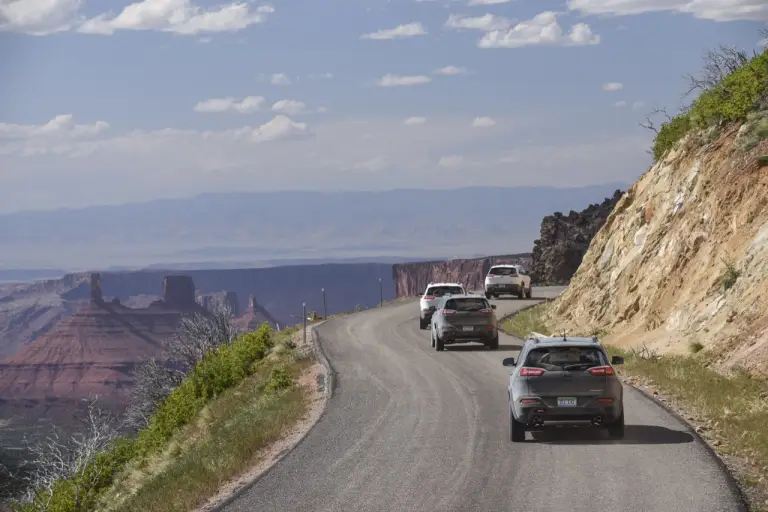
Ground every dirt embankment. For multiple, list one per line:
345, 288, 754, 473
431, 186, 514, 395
544, 124, 768, 375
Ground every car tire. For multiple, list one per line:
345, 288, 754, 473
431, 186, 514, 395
489, 334, 499, 350
525, 285, 532, 299
510, 409, 526, 442
435, 332, 445, 352
517, 287, 525, 299
430, 328, 436, 348
607, 409, 625, 439
419, 317, 427, 330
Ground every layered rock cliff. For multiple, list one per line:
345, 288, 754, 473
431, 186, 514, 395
393, 254, 532, 297
544, 122, 768, 375
530, 190, 623, 284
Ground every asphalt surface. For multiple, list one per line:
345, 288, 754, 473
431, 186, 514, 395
225, 286, 744, 512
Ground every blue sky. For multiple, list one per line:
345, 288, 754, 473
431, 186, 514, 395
0, 0, 766, 213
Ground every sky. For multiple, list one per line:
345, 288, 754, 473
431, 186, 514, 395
0, 0, 766, 213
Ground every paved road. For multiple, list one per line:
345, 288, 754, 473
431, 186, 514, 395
226, 286, 743, 512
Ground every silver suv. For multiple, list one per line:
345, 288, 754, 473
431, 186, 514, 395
419, 283, 465, 329
502, 334, 625, 442
430, 293, 498, 351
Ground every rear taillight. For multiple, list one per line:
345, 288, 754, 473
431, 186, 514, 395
424, 295, 436, 300
520, 367, 545, 376
520, 398, 539, 404
598, 398, 613, 403
588, 366, 615, 376
441, 309, 457, 316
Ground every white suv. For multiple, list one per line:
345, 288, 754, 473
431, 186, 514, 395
484, 265, 531, 299
419, 282, 465, 329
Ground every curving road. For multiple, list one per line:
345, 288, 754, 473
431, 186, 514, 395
225, 287, 744, 512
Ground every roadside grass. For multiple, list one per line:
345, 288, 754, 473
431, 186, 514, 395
500, 303, 768, 509
10, 325, 320, 512
103, 349, 311, 512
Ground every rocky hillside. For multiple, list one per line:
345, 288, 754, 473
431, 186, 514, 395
530, 190, 623, 284
392, 254, 532, 297
544, 119, 768, 374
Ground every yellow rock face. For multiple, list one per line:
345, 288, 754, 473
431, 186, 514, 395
545, 123, 768, 376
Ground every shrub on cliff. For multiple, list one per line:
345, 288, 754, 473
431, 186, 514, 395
650, 45, 768, 161
11, 319, 277, 512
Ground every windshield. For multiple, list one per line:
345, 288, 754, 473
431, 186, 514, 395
426, 286, 463, 297
488, 267, 518, 276
444, 297, 490, 311
523, 346, 607, 371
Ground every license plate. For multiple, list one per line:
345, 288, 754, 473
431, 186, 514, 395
557, 397, 577, 407
462, 326, 473, 332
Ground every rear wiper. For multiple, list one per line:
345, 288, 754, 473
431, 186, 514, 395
563, 364, 593, 371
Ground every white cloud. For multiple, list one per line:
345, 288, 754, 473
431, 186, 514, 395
444, 13, 514, 31
0, 114, 108, 140
434, 65, 468, 75
193, 96, 265, 114
438, 155, 466, 167
567, 0, 768, 22
308, 72, 334, 79
632, 101, 645, 109
759, 37, 768, 48
404, 116, 427, 125
270, 73, 292, 85
361, 22, 427, 39
478, 11, 600, 48
376, 74, 432, 87
0, 0, 82, 35
468, 0, 511, 4
353, 156, 389, 172
613, 100, 627, 107
471, 116, 496, 127
602, 82, 624, 91
272, 100, 308, 115
251, 115, 309, 142
77, 0, 274, 36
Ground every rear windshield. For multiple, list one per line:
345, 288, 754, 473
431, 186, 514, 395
523, 346, 607, 371
488, 267, 518, 276
426, 286, 463, 297
444, 297, 490, 311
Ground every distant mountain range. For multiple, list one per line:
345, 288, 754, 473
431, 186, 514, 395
0, 185, 626, 269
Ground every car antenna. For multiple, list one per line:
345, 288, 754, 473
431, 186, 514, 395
562, 329, 567, 341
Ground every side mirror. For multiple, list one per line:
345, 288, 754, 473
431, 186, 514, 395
491, 304, 497, 309
611, 356, 624, 365
502, 357, 516, 367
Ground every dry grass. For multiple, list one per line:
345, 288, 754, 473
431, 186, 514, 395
501, 303, 768, 510
103, 349, 311, 512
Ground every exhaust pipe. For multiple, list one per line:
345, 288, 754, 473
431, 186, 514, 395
591, 416, 603, 426
530, 415, 543, 427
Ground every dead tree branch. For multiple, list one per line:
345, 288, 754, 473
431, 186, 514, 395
682, 44, 751, 100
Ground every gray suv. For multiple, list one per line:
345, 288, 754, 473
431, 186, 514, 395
430, 294, 499, 351
502, 334, 625, 442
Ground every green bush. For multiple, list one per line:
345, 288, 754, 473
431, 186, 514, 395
651, 48, 768, 161
265, 366, 294, 393
137, 323, 273, 454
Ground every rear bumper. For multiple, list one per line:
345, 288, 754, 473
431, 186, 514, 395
485, 283, 522, 293
440, 326, 497, 343
512, 399, 622, 425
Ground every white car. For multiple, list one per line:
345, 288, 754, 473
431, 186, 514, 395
484, 264, 532, 299
419, 282, 465, 329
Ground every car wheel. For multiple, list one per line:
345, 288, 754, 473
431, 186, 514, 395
517, 287, 525, 299
607, 409, 625, 439
435, 332, 445, 352
525, 285, 532, 299
510, 409, 526, 442
489, 334, 499, 350
419, 317, 426, 330
430, 328, 436, 348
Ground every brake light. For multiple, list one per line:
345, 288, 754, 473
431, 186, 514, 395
424, 295, 435, 300
441, 309, 457, 316
520, 367, 545, 376
598, 398, 613, 403
520, 398, 539, 404
588, 366, 615, 376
